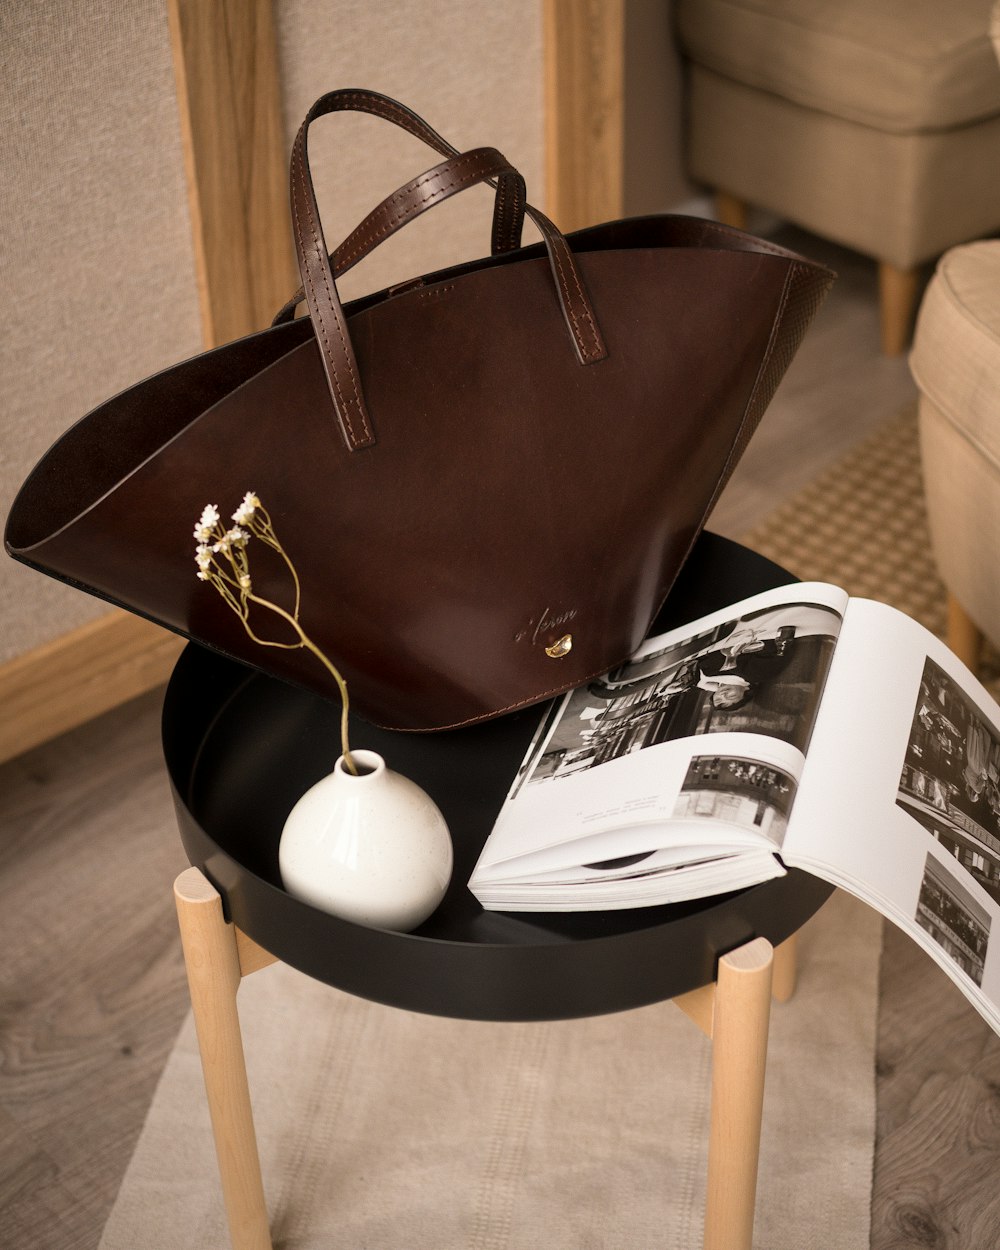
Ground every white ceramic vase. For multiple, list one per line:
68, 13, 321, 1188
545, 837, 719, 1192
278, 749, 453, 932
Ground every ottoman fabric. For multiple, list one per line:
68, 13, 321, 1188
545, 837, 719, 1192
911, 242, 1000, 467
911, 242, 1000, 645
677, 0, 1000, 133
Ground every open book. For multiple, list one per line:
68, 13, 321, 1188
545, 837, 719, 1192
469, 583, 1000, 1033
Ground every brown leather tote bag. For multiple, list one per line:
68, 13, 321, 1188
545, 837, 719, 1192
5, 90, 833, 731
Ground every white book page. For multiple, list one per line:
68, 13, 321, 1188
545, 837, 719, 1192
788, 598, 1000, 1021
472, 582, 848, 885
474, 731, 805, 877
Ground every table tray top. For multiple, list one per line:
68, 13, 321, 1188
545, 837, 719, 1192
163, 532, 832, 1020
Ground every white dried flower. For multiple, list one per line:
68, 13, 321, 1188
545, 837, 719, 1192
191, 491, 356, 771
232, 492, 260, 525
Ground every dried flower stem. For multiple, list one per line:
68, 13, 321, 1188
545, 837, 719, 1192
194, 494, 357, 774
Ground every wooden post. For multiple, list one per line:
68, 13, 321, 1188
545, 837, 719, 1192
676, 936, 775, 1250
543, 0, 625, 231
715, 191, 748, 232
771, 932, 798, 1003
878, 261, 920, 357
167, 0, 297, 348
174, 868, 275, 1250
947, 593, 984, 674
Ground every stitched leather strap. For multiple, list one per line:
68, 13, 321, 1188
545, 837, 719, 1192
289, 89, 607, 452
273, 143, 526, 325
335, 147, 525, 277
299, 89, 525, 256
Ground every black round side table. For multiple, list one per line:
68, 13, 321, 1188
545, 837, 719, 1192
162, 531, 831, 1250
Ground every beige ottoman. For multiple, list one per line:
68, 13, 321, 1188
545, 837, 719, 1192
910, 242, 1000, 669
676, 0, 1000, 354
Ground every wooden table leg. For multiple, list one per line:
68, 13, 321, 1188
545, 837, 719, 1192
715, 190, 748, 231
771, 931, 798, 1003
676, 935, 775, 1250
176, 866, 782, 1249
174, 867, 274, 1250
947, 593, 983, 673
703, 937, 774, 1250
878, 260, 920, 355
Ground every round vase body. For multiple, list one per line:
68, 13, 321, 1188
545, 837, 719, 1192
278, 750, 453, 931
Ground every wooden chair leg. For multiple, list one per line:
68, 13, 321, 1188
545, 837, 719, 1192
675, 936, 774, 1250
176, 867, 780, 1250
878, 261, 920, 355
947, 594, 983, 673
715, 191, 748, 231
771, 931, 798, 1003
175, 867, 274, 1250
703, 937, 773, 1250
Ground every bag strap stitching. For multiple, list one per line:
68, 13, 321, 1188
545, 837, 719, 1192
320, 90, 523, 257
546, 232, 604, 361
494, 170, 510, 252
510, 177, 524, 249
332, 91, 455, 155
290, 91, 607, 390
337, 151, 506, 269
495, 171, 512, 246
291, 142, 372, 447
493, 169, 524, 253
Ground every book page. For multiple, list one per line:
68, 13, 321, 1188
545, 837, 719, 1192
472, 583, 848, 898
787, 598, 1000, 1028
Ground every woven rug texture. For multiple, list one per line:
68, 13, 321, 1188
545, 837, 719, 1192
96, 408, 954, 1250
742, 403, 1000, 690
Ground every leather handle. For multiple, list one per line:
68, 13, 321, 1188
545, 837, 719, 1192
289, 90, 608, 452
335, 147, 525, 279
296, 88, 524, 256
274, 145, 526, 326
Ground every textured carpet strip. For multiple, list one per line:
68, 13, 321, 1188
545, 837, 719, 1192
743, 405, 945, 633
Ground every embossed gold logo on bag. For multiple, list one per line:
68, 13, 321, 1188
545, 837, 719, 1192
514, 607, 578, 649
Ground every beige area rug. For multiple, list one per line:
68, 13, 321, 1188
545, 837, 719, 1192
743, 404, 945, 632
100, 409, 966, 1250
742, 403, 1000, 689
99, 893, 877, 1250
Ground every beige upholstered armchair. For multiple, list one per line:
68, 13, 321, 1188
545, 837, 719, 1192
911, 242, 1000, 671
909, 9, 1000, 673
676, 0, 1000, 355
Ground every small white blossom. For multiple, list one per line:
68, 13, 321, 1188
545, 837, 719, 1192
191, 491, 356, 770
232, 492, 260, 525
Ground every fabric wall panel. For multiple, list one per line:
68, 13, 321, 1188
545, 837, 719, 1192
0, 1, 202, 662
273, 0, 545, 304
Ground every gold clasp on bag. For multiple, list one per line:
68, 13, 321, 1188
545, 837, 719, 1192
545, 634, 573, 658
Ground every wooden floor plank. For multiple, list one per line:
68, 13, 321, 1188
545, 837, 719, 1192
0, 690, 189, 1249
